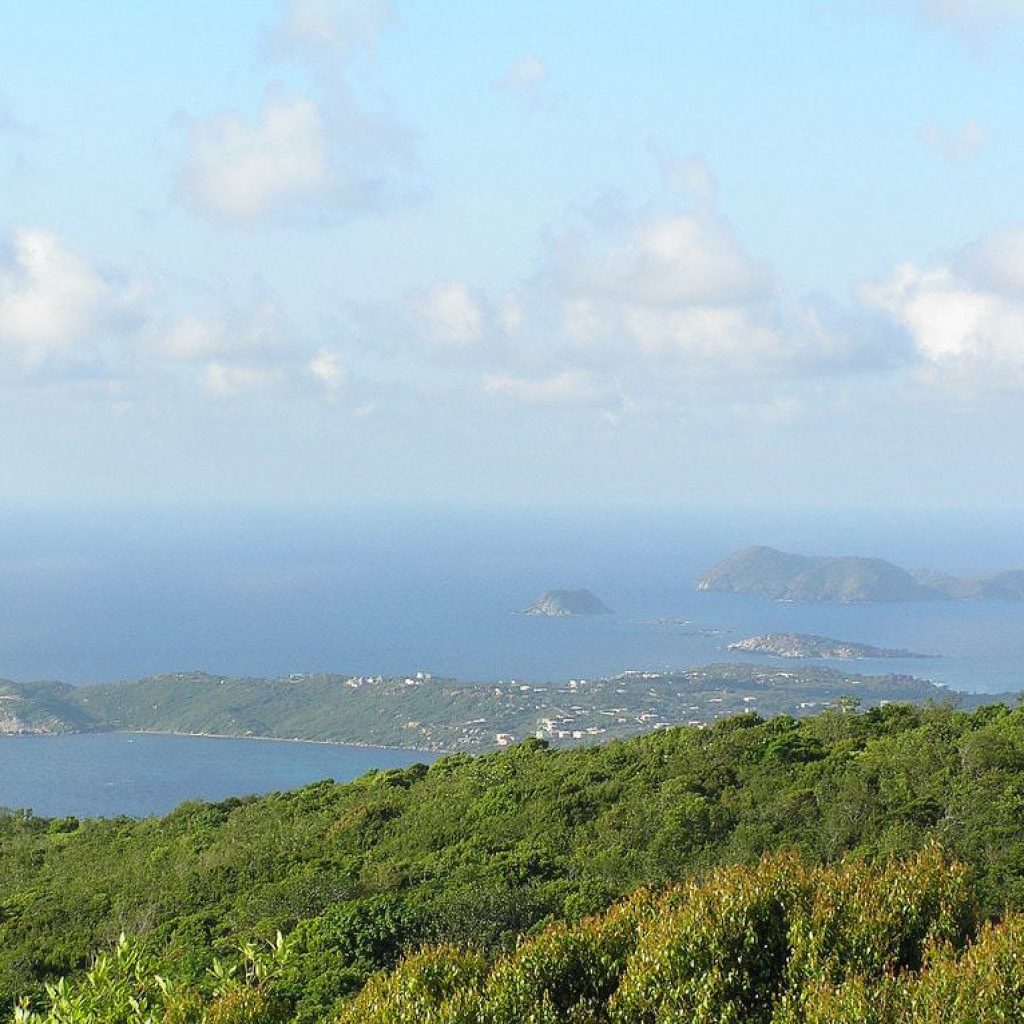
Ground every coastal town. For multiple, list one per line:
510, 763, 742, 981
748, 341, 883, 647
0, 662, 990, 752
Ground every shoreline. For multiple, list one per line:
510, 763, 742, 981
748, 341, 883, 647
117, 728, 444, 756
0, 728, 445, 756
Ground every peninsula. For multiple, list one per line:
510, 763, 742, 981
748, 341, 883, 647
727, 633, 927, 660
697, 546, 1024, 603
0, 664, 1008, 751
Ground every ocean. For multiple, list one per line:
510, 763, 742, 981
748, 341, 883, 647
0, 732, 428, 818
1, 503, 1022, 816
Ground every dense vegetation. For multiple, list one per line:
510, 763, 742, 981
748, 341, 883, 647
13, 850, 1024, 1022
5, 700, 1024, 1020
338, 849, 1024, 1023
1, 663, 1002, 749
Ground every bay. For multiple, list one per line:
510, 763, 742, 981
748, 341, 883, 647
0, 732, 429, 819
2, 504, 1024, 818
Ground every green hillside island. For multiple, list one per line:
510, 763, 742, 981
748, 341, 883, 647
0, 664, 1012, 749
0, 681, 97, 735
697, 545, 1024, 602
6, 701, 1024, 1021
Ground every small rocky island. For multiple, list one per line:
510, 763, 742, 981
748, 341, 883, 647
520, 589, 612, 617
727, 633, 928, 660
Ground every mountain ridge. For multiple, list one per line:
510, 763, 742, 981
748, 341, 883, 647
697, 545, 1024, 602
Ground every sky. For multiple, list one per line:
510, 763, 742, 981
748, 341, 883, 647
3, 0, 1024, 510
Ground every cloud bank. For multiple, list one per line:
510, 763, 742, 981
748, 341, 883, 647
403, 180, 906, 410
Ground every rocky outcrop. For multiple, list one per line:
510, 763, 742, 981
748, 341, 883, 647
727, 633, 926, 659
520, 589, 612, 616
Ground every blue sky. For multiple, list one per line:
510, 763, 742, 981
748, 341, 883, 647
3, 0, 1024, 509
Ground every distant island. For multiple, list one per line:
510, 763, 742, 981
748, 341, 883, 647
727, 633, 928, 660
0, 664, 1010, 751
697, 545, 1024, 603
519, 589, 611, 616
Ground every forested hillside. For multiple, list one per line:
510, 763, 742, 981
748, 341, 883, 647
5, 701, 1024, 1021
337, 849, 1024, 1023
1, 664, 1003, 749
17, 849, 1024, 1023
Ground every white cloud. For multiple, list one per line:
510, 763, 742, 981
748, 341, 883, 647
494, 56, 550, 106
0, 229, 132, 366
557, 209, 770, 308
416, 282, 484, 345
201, 361, 280, 397
545, 198, 906, 379
482, 369, 600, 405
158, 302, 283, 362
563, 299, 778, 362
0, 229, 340, 402
161, 316, 223, 362
180, 95, 331, 223
309, 346, 347, 394
546, 204, 868, 376
270, 0, 394, 58
406, 189, 892, 402
958, 226, 1024, 295
179, 0, 415, 227
919, 120, 987, 162
864, 229, 1024, 389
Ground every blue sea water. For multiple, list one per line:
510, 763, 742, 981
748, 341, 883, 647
0, 732, 428, 818
1, 503, 1023, 816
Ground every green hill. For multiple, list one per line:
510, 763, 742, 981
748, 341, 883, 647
0, 680, 101, 735
696, 546, 937, 602
0, 663, 1004, 749
697, 545, 1024, 603
6, 701, 1024, 1021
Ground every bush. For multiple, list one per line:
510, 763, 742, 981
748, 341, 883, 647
12, 934, 291, 1024
323, 850, 1001, 1024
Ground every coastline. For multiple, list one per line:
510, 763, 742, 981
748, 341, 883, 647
117, 728, 444, 756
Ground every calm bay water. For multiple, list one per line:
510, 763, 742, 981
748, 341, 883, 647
0, 732, 429, 818
1, 504, 1023, 817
